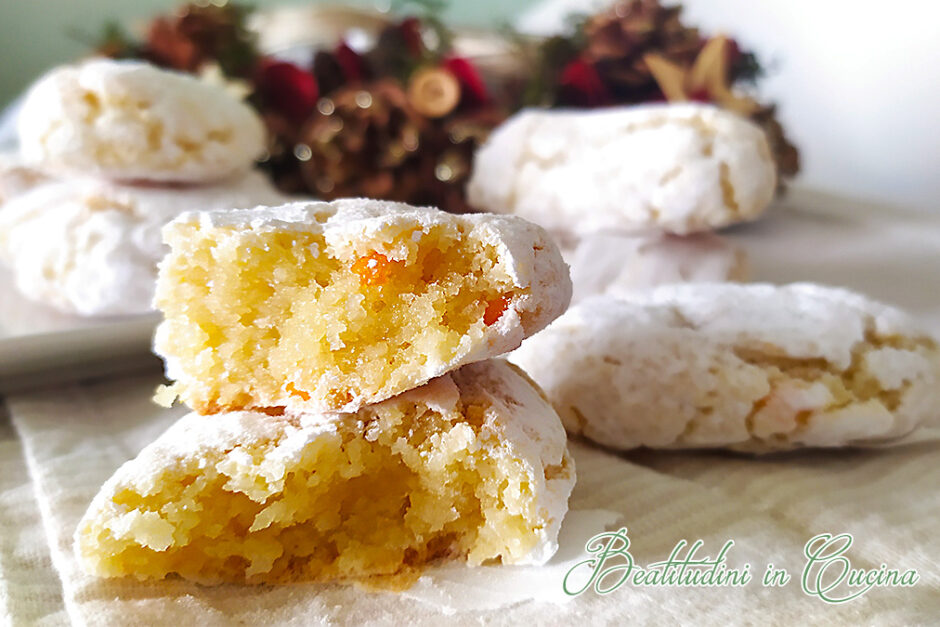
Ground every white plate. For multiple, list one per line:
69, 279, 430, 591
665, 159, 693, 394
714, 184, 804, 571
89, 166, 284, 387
0, 267, 161, 393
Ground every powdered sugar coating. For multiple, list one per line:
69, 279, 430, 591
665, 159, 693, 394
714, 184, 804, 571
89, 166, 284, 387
449, 361, 575, 564
18, 59, 265, 183
566, 232, 748, 303
75, 360, 575, 579
0, 172, 285, 316
510, 283, 940, 453
467, 103, 776, 237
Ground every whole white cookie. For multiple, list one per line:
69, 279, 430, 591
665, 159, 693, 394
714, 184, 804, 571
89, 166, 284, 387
75, 359, 575, 583
0, 172, 285, 316
510, 283, 940, 453
17, 59, 266, 183
567, 232, 748, 303
467, 103, 776, 237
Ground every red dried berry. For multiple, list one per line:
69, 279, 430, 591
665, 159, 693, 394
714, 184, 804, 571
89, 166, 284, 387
335, 41, 366, 83
443, 57, 489, 107
559, 58, 611, 107
254, 59, 319, 124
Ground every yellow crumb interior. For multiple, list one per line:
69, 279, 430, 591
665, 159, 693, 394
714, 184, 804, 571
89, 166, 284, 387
78, 403, 548, 584
155, 221, 519, 411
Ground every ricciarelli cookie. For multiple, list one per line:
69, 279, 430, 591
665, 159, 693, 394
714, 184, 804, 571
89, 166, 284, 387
18, 59, 265, 183
75, 360, 576, 584
467, 103, 776, 237
0, 172, 285, 316
566, 232, 748, 303
510, 284, 940, 453
154, 199, 571, 414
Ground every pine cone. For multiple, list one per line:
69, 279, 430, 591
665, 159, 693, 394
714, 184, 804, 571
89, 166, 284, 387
145, 3, 257, 77
294, 81, 496, 213
435, 107, 506, 212
581, 0, 701, 101
751, 106, 801, 183
296, 81, 428, 201
260, 110, 307, 195
93, 22, 140, 60
366, 18, 424, 82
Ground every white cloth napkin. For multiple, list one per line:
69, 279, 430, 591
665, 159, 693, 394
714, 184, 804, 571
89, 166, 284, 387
0, 409, 67, 625
6, 370, 939, 626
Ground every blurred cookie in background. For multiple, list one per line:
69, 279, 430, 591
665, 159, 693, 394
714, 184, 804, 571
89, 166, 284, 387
0, 172, 285, 316
17, 59, 266, 184
566, 231, 748, 303
468, 103, 777, 239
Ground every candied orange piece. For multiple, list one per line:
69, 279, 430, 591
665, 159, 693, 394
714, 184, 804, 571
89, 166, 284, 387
352, 252, 405, 286
285, 382, 311, 401
483, 295, 511, 325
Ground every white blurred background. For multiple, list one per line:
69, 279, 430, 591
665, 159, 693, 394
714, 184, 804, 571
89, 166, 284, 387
1, 0, 938, 212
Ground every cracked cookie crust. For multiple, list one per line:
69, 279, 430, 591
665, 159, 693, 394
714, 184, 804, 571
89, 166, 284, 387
17, 59, 265, 183
510, 283, 940, 453
467, 103, 776, 238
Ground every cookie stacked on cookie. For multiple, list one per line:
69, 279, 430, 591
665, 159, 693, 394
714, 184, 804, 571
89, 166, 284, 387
0, 59, 286, 316
76, 198, 576, 584
468, 103, 774, 300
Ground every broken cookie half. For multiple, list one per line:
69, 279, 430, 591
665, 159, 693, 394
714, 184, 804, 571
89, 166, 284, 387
76, 360, 575, 584
154, 199, 571, 414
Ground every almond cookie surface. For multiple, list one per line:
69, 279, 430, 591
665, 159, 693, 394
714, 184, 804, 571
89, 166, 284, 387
76, 359, 575, 584
0, 172, 284, 316
510, 283, 940, 453
467, 103, 776, 237
567, 232, 748, 303
154, 198, 571, 414
17, 59, 265, 183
